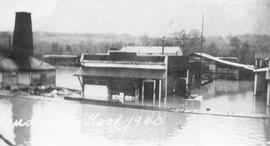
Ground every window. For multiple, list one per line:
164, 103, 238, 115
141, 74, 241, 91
40, 73, 47, 82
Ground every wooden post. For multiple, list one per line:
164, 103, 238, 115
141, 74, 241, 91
159, 80, 162, 108
164, 56, 168, 107
107, 83, 111, 101
142, 81, 144, 105
267, 81, 270, 106
153, 80, 156, 106
77, 76, 85, 98
186, 69, 189, 91
253, 94, 256, 113
254, 73, 257, 96
82, 84, 85, 98
266, 60, 270, 106
134, 82, 139, 103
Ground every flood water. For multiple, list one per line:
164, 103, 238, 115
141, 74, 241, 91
0, 95, 270, 146
56, 66, 270, 116
191, 80, 270, 116
0, 66, 269, 146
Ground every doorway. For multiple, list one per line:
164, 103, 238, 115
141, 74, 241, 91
142, 80, 156, 105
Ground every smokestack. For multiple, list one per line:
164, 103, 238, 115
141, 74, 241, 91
12, 12, 33, 69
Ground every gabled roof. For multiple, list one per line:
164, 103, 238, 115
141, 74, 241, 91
121, 46, 182, 55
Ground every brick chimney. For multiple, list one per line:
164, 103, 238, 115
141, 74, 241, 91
12, 12, 33, 69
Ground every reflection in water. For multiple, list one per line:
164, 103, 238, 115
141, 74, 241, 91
254, 96, 270, 115
165, 115, 270, 146
0, 97, 35, 146
0, 96, 269, 146
79, 104, 186, 145
12, 98, 34, 146
264, 119, 270, 144
0, 99, 14, 146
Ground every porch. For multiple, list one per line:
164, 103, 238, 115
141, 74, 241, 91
74, 67, 167, 107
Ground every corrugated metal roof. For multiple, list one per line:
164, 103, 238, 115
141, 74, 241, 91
121, 46, 182, 55
74, 67, 165, 79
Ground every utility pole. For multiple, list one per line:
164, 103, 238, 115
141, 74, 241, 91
8, 35, 11, 50
199, 14, 204, 88
200, 14, 204, 56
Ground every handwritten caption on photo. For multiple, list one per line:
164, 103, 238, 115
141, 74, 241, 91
0, 113, 164, 133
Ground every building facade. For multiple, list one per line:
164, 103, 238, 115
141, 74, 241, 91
74, 50, 188, 106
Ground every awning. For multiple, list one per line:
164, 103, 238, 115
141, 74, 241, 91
74, 67, 165, 79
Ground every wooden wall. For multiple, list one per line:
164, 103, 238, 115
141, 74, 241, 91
1, 70, 56, 88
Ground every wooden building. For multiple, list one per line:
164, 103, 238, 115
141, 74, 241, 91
74, 50, 188, 107
188, 53, 255, 89
42, 54, 80, 66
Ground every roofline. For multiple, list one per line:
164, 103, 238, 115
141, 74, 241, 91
81, 62, 166, 70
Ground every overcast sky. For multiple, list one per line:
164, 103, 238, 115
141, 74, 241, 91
0, 0, 269, 36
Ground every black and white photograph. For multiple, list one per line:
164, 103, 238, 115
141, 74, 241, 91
0, 0, 270, 146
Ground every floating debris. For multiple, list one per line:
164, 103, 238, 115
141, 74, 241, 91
10, 85, 79, 98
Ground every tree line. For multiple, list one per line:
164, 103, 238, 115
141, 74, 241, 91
0, 31, 270, 65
